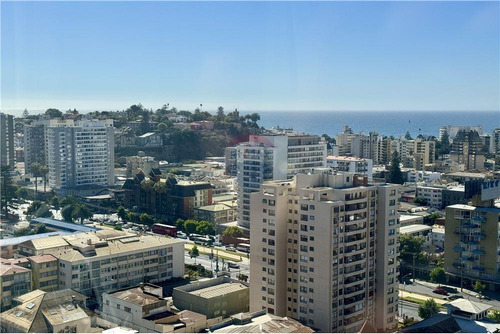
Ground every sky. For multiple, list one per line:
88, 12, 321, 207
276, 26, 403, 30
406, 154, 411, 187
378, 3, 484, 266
1, 1, 499, 114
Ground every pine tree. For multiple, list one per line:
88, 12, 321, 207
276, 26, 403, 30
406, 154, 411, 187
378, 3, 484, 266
388, 151, 405, 184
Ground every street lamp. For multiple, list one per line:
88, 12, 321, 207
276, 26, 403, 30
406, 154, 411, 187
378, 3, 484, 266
400, 273, 412, 321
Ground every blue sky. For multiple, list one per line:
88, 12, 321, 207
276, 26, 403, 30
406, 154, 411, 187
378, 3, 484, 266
1, 1, 499, 113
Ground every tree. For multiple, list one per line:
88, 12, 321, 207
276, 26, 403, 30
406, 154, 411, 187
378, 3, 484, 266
34, 204, 53, 218
114, 224, 123, 231
399, 234, 425, 264
50, 196, 59, 209
60, 196, 79, 207
222, 226, 244, 238
32, 223, 47, 234
61, 205, 75, 222
418, 299, 440, 319
1, 166, 16, 217
127, 212, 139, 223
27, 201, 43, 215
140, 213, 154, 226
413, 197, 427, 205
39, 165, 49, 193
489, 310, 500, 323
141, 179, 155, 191
157, 122, 168, 133
184, 219, 198, 235
439, 131, 450, 156
23, 108, 29, 118
30, 162, 42, 199
189, 245, 200, 264
430, 267, 447, 287
217, 106, 225, 121
237, 274, 249, 282
15, 187, 30, 200
117, 206, 127, 222
405, 131, 413, 140
45, 108, 63, 118
196, 221, 215, 236
176, 218, 185, 231
474, 281, 486, 297
388, 151, 404, 184
427, 212, 442, 225
72, 204, 93, 224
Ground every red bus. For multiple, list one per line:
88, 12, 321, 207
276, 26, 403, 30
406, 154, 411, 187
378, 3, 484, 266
152, 223, 177, 237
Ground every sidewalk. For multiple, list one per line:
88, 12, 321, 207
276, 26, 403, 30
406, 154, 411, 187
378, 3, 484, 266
413, 279, 477, 297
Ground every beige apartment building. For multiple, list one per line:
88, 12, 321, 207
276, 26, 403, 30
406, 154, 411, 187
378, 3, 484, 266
249, 170, 400, 333
413, 138, 435, 170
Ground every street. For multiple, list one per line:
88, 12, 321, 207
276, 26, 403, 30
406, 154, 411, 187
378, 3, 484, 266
400, 279, 500, 310
399, 300, 423, 321
184, 252, 250, 280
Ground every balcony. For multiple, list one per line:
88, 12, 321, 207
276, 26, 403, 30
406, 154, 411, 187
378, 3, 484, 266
473, 216, 486, 222
471, 249, 485, 255
473, 266, 485, 271
344, 293, 366, 306
344, 274, 366, 286
453, 246, 465, 252
345, 264, 366, 275
344, 285, 366, 298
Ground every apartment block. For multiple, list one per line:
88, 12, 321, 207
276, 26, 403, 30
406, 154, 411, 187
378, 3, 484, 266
413, 138, 435, 171
23, 124, 46, 173
126, 152, 159, 178
0, 260, 32, 311
450, 130, 485, 170
227, 133, 326, 228
350, 132, 378, 163
47, 119, 114, 191
439, 125, 482, 141
7, 255, 59, 292
444, 204, 500, 290
249, 170, 400, 332
326, 156, 373, 181
0, 113, 15, 168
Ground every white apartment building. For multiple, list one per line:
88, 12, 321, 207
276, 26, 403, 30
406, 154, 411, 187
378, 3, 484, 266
493, 128, 500, 154
249, 170, 400, 332
326, 156, 373, 181
350, 132, 378, 163
439, 125, 482, 141
227, 133, 326, 228
51, 231, 184, 303
415, 184, 448, 208
47, 119, 115, 191
406, 170, 441, 183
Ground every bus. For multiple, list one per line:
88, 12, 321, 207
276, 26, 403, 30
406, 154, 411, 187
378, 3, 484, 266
236, 243, 250, 253
151, 223, 177, 237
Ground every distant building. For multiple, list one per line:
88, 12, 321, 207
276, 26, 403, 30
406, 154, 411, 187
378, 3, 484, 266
7, 254, 59, 292
406, 170, 441, 183
439, 125, 482, 141
190, 120, 214, 131
445, 299, 492, 321
173, 276, 249, 319
399, 214, 424, 227
400, 224, 433, 250
226, 133, 326, 228
0, 113, 15, 168
326, 155, 373, 180
136, 132, 163, 147
47, 119, 115, 193
126, 152, 159, 178
416, 184, 448, 209
0, 289, 91, 333
442, 186, 467, 208
193, 201, 237, 226
450, 130, 485, 171
413, 138, 435, 171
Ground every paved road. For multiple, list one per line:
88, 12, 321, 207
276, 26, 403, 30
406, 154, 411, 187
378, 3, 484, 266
184, 252, 250, 280
400, 279, 500, 310
399, 300, 423, 321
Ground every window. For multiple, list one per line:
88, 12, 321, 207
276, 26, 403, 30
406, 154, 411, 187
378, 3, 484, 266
124, 306, 132, 313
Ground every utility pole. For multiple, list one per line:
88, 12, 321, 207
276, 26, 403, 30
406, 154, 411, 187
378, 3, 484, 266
412, 254, 416, 284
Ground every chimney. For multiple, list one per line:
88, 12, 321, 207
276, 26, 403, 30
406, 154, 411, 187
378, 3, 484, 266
139, 282, 145, 291
87, 239, 92, 245
72, 295, 77, 306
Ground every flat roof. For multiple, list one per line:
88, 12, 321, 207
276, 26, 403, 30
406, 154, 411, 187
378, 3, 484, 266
327, 155, 369, 162
400, 215, 423, 221
31, 218, 100, 233
0, 231, 72, 247
187, 282, 247, 299
109, 285, 163, 306
400, 224, 432, 235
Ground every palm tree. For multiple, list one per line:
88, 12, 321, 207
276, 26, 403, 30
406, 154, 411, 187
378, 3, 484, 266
72, 204, 92, 224
40, 165, 49, 193
141, 179, 155, 213
30, 162, 42, 200
153, 181, 167, 216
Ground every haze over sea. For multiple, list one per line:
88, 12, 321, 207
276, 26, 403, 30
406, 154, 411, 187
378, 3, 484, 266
245, 111, 500, 138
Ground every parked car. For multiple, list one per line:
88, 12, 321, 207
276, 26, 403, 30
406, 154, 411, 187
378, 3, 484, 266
433, 288, 448, 295
226, 246, 237, 252
228, 262, 239, 269
448, 294, 463, 300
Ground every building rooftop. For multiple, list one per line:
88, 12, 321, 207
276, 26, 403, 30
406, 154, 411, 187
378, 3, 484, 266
186, 282, 247, 299
0, 289, 89, 333
212, 312, 314, 333
0, 261, 30, 276
108, 284, 164, 307
400, 224, 432, 235
446, 298, 493, 315
27, 254, 58, 264
448, 204, 500, 213
0, 231, 72, 247
401, 313, 461, 333
31, 217, 100, 233
327, 155, 368, 162
196, 203, 234, 213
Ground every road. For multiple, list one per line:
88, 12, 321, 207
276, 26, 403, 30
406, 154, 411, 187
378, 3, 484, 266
399, 300, 423, 321
184, 252, 250, 280
400, 279, 500, 310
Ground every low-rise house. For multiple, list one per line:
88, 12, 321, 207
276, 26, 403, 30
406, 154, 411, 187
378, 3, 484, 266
399, 214, 424, 227
136, 132, 163, 147
400, 224, 433, 250
173, 276, 249, 319
193, 201, 237, 226
445, 299, 493, 321
326, 155, 373, 180
190, 121, 214, 131
432, 227, 445, 251
0, 289, 91, 333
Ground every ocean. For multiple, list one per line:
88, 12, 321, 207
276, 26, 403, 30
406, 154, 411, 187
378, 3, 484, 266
243, 111, 500, 138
